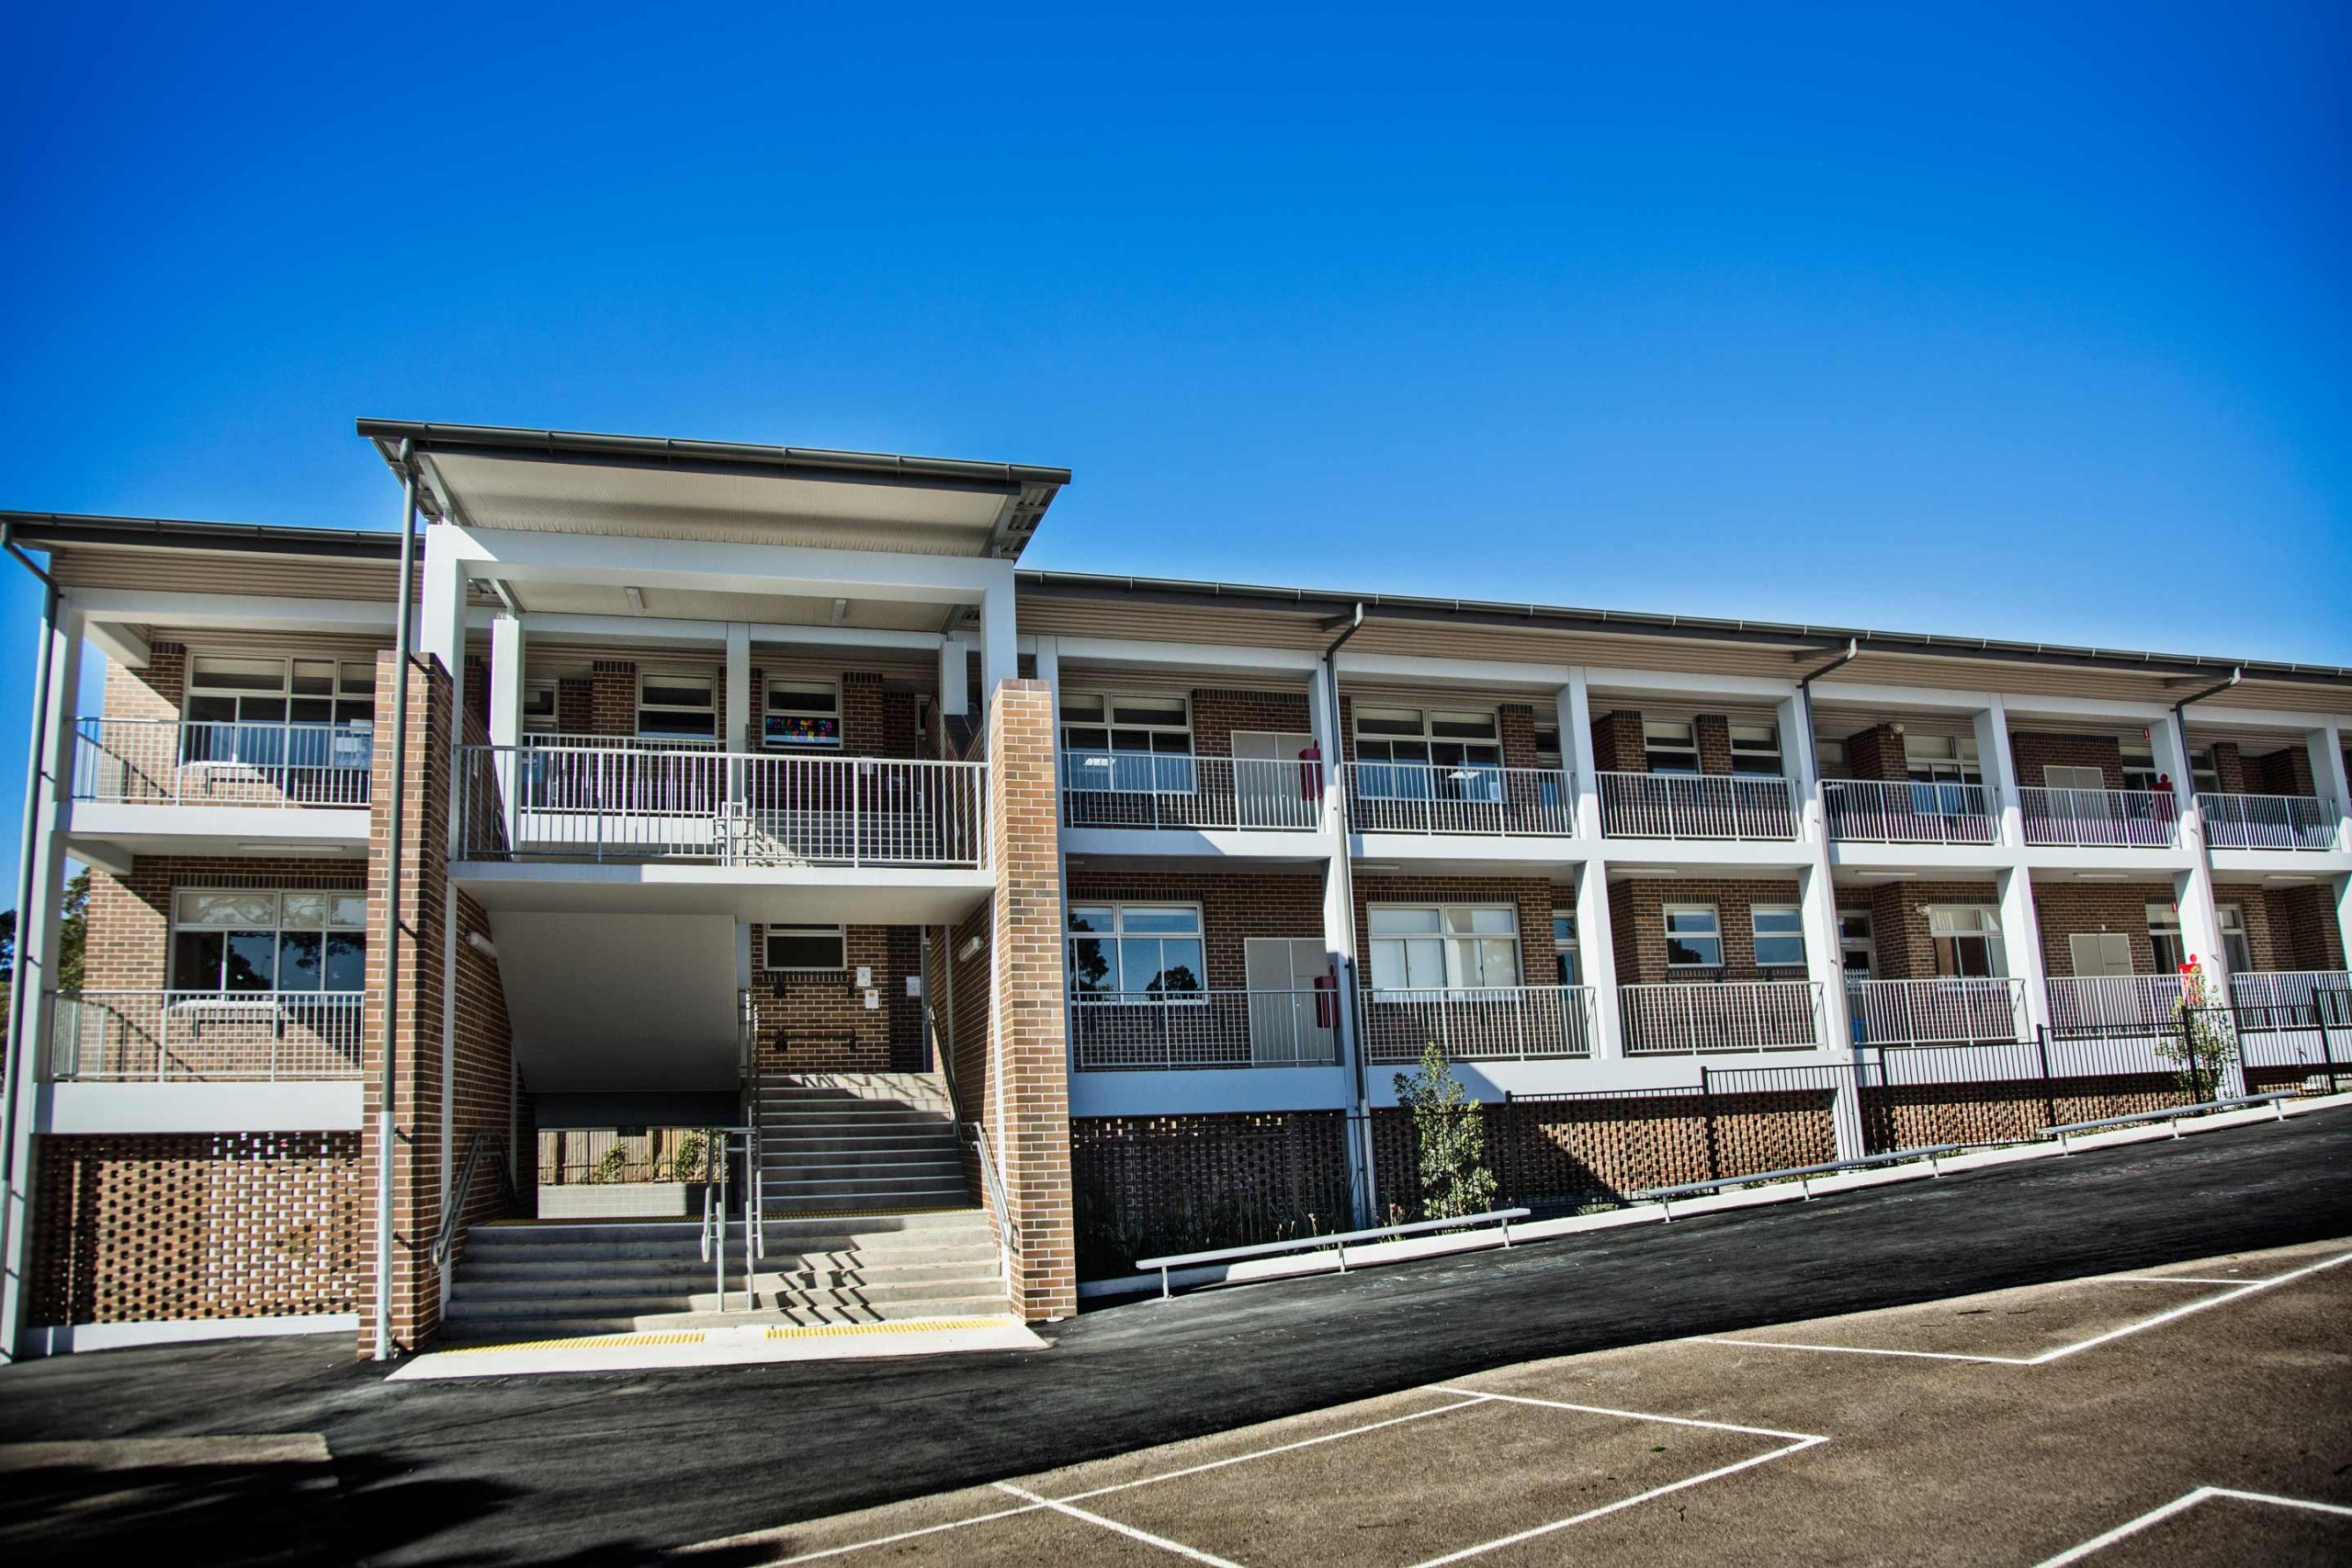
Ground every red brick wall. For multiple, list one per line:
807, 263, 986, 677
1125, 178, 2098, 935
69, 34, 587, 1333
2265, 886, 2346, 971
2034, 883, 2166, 976
2208, 742, 2247, 795
103, 643, 184, 720
2010, 732, 2127, 792
1191, 689, 1312, 760
1605, 878, 1808, 985
1591, 711, 1646, 773
1857, 881, 2006, 981
82, 857, 368, 993
27, 1132, 362, 1326
1845, 725, 1907, 783
751, 923, 924, 1071
2243, 746, 2315, 797
1070, 1111, 1350, 1278
1694, 715, 1735, 776
449, 890, 516, 1245
1068, 871, 1325, 991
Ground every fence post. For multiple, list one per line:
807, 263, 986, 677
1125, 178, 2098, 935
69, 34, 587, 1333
1700, 1066, 1721, 1181
2036, 1024, 2057, 1132
2317, 1000, 2343, 1096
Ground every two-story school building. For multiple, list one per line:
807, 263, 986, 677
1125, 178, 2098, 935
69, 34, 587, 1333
3, 418, 2348, 1359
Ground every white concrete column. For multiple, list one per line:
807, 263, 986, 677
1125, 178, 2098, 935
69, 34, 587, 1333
1801, 859, 1863, 1161
488, 612, 526, 850
2334, 874, 2352, 978
978, 575, 1018, 702
1308, 660, 1344, 835
2154, 712, 2229, 987
419, 523, 469, 681
1781, 690, 1854, 1066
1973, 697, 2023, 848
1571, 860, 1623, 1059
1997, 867, 2052, 1032
1559, 671, 1604, 841
2, 604, 85, 1360
724, 623, 752, 754
939, 636, 969, 718
2309, 723, 2350, 852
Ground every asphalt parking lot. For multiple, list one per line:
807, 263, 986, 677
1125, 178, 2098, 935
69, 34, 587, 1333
691, 1235, 2352, 1567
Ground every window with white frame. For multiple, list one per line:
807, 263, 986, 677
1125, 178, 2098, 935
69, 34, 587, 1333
184, 656, 376, 769
1663, 905, 1723, 967
170, 889, 368, 993
1730, 723, 1783, 777
1839, 908, 1876, 980
1905, 734, 1983, 814
1816, 737, 1849, 778
1552, 909, 1579, 987
1928, 906, 2005, 978
1751, 906, 1805, 967
1061, 694, 1194, 793
763, 925, 846, 971
638, 672, 717, 740
764, 681, 842, 750
2042, 763, 2109, 793
1066, 904, 1204, 998
1644, 719, 1699, 774
2147, 902, 2250, 975
1353, 708, 1504, 801
2120, 741, 2218, 795
521, 681, 558, 733
1369, 905, 1520, 992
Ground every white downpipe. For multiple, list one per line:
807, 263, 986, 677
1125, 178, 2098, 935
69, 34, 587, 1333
373, 443, 416, 1363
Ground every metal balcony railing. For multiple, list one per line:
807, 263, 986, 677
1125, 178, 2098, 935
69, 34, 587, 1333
1618, 980, 1825, 1054
2045, 975, 2185, 1034
458, 742, 986, 867
1597, 772, 1799, 840
1343, 762, 1577, 837
2018, 786, 2178, 849
2228, 969, 2352, 1016
1059, 750, 1321, 832
1846, 977, 2029, 1045
1068, 988, 1340, 1070
72, 717, 373, 808
2196, 791, 2341, 852
1823, 779, 2001, 845
1356, 984, 1596, 1062
48, 990, 366, 1081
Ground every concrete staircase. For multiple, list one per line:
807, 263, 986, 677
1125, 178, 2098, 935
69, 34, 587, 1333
756, 1071, 969, 1215
439, 1073, 1002, 1345
441, 1210, 1008, 1343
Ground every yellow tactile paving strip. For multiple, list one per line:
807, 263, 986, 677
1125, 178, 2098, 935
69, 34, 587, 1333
446, 1331, 707, 1354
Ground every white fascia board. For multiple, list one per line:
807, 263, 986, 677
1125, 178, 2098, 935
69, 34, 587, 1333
84, 619, 151, 670
509, 612, 944, 654
1067, 1066, 1351, 1118
1336, 651, 1576, 690
1996, 692, 2174, 723
2208, 848, 2352, 876
36, 1079, 364, 1134
1057, 827, 1331, 863
1579, 666, 1798, 699
2177, 702, 2348, 732
1588, 837, 1815, 872
1348, 834, 1592, 869
1052, 637, 1321, 674
2015, 845, 2198, 874
1807, 680, 1998, 713
69, 589, 398, 636
63, 803, 370, 847
443, 525, 1013, 606
1827, 840, 2019, 875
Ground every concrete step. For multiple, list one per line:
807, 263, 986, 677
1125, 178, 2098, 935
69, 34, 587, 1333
760, 1264, 1002, 1296
763, 1150, 964, 1173
437, 1296, 1012, 1345
458, 1238, 1001, 1282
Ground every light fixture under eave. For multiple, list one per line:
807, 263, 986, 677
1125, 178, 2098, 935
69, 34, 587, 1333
1623, 867, 1682, 877
2074, 871, 2133, 880
831, 598, 850, 626
625, 586, 646, 615
2263, 874, 2316, 884
242, 843, 345, 853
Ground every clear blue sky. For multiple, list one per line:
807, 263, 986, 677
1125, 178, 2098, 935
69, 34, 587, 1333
1, 3, 2346, 901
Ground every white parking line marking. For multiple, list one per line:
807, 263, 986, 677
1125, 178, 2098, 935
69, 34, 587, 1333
1430, 1386, 1826, 1443
1694, 1246, 2352, 1368
2101, 1276, 2252, 1285
2032, 1484, 2352, 1566
1405, 1436, 1829, 1567
994, 1483, 1246, 1567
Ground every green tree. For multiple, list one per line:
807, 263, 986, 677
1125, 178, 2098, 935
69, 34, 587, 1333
1393, 1043, 1498, 1220
2159, 957, 2237, 1102
57, 869, 87, 992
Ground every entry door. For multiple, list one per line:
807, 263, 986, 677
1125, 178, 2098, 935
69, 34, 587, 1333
1245, 937, 1335, 1064
1232, 731, 1317, 829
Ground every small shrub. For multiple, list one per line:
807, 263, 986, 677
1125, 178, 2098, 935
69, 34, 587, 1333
1394, 1043, 1498, 1220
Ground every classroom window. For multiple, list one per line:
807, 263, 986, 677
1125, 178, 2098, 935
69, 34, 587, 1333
764, 681, 842, 750
1062, 694, 1195, 793
2147, 903, 2249, 975
1663, 906, 1722, 967
763, 926, 846, 971
1551, 910, 1579, 987
1644, 720, 1699, 774
171, 889, 368, 993
1751, 906, 1805, 967
183, 657, 376, 769
1369, 905, 1520, 992
1928, 906, 2005, 978
1729, 724, 1782, 777
638, 673, 718, 740
1066, 905, 1204, 998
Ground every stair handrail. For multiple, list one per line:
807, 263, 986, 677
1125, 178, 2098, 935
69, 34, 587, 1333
966, 1121, 1018, 1284
432, 1128, 513, 1271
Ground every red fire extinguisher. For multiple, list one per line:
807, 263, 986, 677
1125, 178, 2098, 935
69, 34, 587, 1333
1299, 740, 1324, 802
1313, 968, 1337, 1028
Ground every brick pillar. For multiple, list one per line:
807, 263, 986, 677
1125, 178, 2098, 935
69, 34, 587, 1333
984, 681, 1077, 1321
357, 651, 454, 1357
1695, 714, 1735, 775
